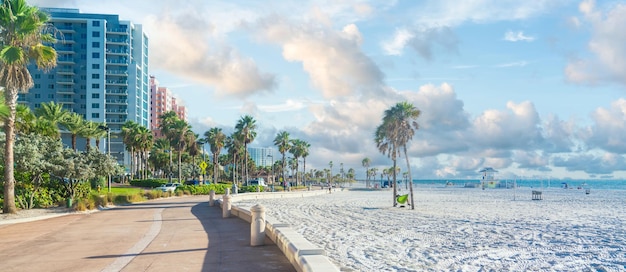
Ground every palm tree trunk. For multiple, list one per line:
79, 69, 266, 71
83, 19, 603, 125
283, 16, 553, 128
244, 143, 248, 186
214, 153, 219, 184
403, 145, 414, 210
392, 157, 398, 207
3, 90, 18, 214
178, 150, 182, 183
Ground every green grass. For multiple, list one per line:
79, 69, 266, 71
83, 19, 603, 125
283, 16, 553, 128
109, 187, 144, 195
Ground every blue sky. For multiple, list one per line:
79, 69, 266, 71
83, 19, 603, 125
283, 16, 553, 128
32, 0, 626, 180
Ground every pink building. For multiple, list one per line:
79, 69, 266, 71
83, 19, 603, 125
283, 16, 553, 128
150, 75, 187, 138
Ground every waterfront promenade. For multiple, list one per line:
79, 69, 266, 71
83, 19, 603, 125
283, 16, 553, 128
0, 196, 295, 272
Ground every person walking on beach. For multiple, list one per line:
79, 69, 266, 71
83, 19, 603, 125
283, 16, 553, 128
328, 182, 332, 194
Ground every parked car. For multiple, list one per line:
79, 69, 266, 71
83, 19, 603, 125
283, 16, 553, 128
159, 183, 181, 192
248, 178, 267, 186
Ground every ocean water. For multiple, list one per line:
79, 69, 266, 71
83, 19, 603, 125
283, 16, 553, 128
363, 179, 626, 190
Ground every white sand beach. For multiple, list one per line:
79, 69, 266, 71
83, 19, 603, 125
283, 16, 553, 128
236, 186, 626, 271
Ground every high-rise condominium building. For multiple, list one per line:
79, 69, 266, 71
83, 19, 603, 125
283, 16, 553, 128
248, 147, 275, 167
19, 8, 149, 169
149, 75, 187, 139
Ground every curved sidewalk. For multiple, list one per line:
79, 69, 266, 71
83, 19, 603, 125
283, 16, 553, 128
0, 196, 295, 272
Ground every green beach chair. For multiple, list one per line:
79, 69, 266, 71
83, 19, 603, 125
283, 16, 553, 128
396, 194, 409, 207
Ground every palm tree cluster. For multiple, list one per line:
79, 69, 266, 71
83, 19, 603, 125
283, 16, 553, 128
272, 130, 310, 187
375, 101, 420, 209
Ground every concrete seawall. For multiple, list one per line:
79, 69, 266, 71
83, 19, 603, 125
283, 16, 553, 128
217, 189, 341, 272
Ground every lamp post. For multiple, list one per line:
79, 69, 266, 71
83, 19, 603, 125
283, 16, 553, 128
98, 125, 111, 192
201, 140, 206, 182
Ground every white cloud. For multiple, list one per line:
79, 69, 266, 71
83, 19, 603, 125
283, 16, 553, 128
503, 30, 535, 42
495, 61, 529, 68
381, 28, 414, 55
565, 0, 626, 85
381, 1, 564, 57
144, 13, 276, 97
586, 99, 626, 153
258, 99, 311, 113
255, 16, 385, 99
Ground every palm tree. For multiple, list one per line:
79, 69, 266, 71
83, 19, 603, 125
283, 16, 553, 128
235, 115, 257, 186
273, 130, 290, 186
226, 132, 244, 185
167, 119, 192, 183
151, 138, 171, 178
79, 120, 101, 151
289, 139, 305, 186
375, 101, 420, 209
205, 127, 226, 184
121, 120, 140, 179
328, 161, 333, 185
300, 140, 310, 186
35, 101, 67, 137
135, 126, 153, 179
362, 157, 371, 188
61, 112, 85, 151
0, 0, 57, 213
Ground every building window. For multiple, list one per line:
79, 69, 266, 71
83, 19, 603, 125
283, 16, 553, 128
92, 84, 99, 89
34, 93, 41, 98
92, 31, 100, 37
80, 104, 86, 109
92, 64, 100, 69
34, 84, 40, 89
92, 52, 100, 58
80, 94, 86, 99
48, 94, 54, 99
91, 103, 99, 108
92, 42, 99, 48
91, 113, 100, 118
48, 74, 54, 79
34, 74, 40, 79
48, 84, 54, 89
92, 74, 99, 79
92, 21, 100, 27
81, 43, 86, 49
92, 93, 99, 98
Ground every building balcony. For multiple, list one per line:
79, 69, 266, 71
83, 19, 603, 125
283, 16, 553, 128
106, 118, 126, 124
57, 79, 74, 85
105, 49, 129, 56
56, 68, 75, 75
105, 80, 128, 86
105, 109, 128, 114
55, 47, 74, 53
105, 89, 128, 95
106, 38, 128, 45
56, 88, 75, 95
57, 98, 74, 104
106, 99, 128, 105
56, 25, 76, 33
57, 57, 75, 64
106, 59, 128, 66
105, 70, 128, 76
106, 28, 128, 34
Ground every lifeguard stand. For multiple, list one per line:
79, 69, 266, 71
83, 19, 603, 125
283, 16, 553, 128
479, 167, 499, 189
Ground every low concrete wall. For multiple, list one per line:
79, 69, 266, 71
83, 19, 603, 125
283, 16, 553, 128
216, 190, 339, 272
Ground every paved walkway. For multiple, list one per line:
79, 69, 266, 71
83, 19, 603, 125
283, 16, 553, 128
0, 196, 295, 272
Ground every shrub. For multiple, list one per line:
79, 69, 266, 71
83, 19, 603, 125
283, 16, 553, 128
177, 184, 231, 195
129, 179, 168, 188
